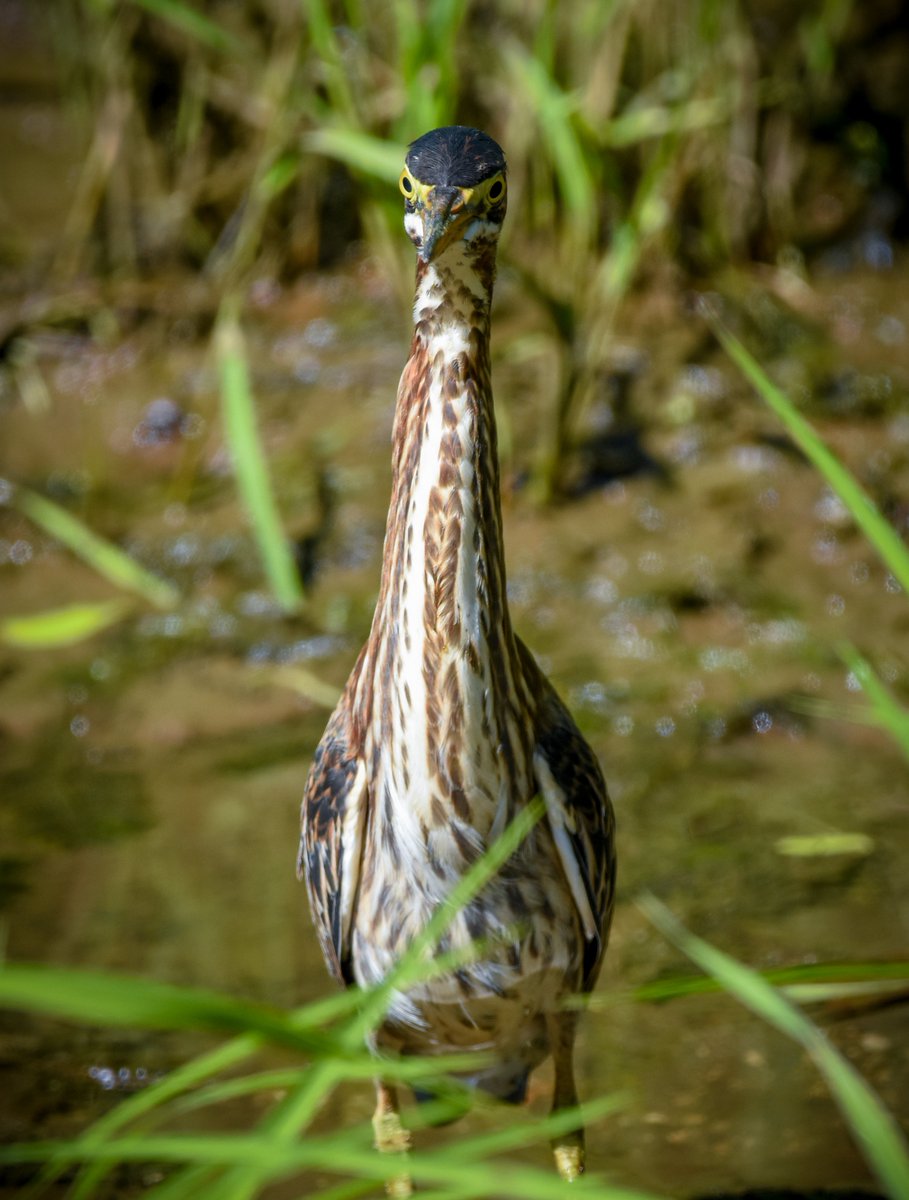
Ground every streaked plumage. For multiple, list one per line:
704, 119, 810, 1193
298, 126, 616, 1183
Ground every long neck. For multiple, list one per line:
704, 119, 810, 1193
353, 241, 532, 812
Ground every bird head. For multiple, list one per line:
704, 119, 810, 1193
399, 126, 507, 264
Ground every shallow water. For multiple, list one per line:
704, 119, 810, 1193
2, 40, 909, 1200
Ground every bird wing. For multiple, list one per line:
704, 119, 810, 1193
523, 647, 616, 991
297, 700, 368, 985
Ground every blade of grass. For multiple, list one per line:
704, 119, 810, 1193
199, 803, 545, 1200
0, 964, 337, 1056
0, 1129, 665, 1199
837, 642, 909, 759
0, 598, 132, 648
709, 313, 909, 595
215, 299, 304, 614
576, 958, 909, 1008
126, 0, 246, 55
9, 486, 179, 609
302, 129, 404, 184
640, 893, 909, 1200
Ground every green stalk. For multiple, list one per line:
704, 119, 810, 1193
11, 487, 179, 609
641, 894, 909, 1200
711, 315, 909, 596
214, 300, 304, 614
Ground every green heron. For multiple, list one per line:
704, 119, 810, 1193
298, 126, 615, 1186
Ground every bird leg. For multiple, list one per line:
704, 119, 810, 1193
372, 1079, 413, 1198
547, 1013, 585, 1182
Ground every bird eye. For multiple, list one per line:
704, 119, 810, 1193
399, 171, 415, 197
488, 178, 505, 203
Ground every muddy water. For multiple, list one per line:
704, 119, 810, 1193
2, 59, 909, 1200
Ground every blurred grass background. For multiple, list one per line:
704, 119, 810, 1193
2, 0, 909, 1196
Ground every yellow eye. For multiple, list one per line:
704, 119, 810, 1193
487, 176, 506, 204
399, 170, 415, 198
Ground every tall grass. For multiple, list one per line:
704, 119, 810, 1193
2, 811, 908, 1197
39, 0, 869, 493
711, 314, 909, 757
0, 805, 651, 1200
215, 298, 305, 614
641, 895, 909, 1200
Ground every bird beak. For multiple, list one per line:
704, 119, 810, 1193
418, 185, 470, 263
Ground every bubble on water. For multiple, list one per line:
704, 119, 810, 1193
70, 715, 90, 738
636, 502, 665, 532
732, 445, 777, 474
850, 561, 870, 585
758, 487, 779, 510
238, 591, 283, 618
680, 364, 726, 399
875, 315, 905, 346
584, 576, 618, 605
861, 232, 893, 271
845, 671, 861, 692
613, 714, 634, 737
706, 716, 727, 740
9, 539, 33, 565
814, 490, 849, 524
209, 613, 237, 639
746, 618, 805, 646
164, 503, 187, 528
0, 478, 12, 505
90, 658, 112, 681
303, 318, 337, 349
638, 550, 664, 576
167, 534, 201, 566
250, 277, 281, 308
281, 634, 346, 663
752, 710, 773, 734
825, 593, 846, 617
700, 646, 750, 673
811, 531, 840, 565
655, 716, 676, 738
885, 573, 902, 594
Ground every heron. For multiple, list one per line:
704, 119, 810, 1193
298, 125, 616, 1188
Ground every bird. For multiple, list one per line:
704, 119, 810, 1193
298, 125, 616, 1188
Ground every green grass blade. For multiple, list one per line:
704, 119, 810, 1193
215, 300, 304, 614
0, 964, 330, 1054
0, 598, 131, 647
837, 642, 909, 758
127, 0, 246, 55
579, 958, 909, 1008
10, 486, 180, 609
710, 315, 909, 596
346, 799, 545, 1044
640, 893, 909, 1200
0, 1130, 665, 1199
302, 129, 403, 183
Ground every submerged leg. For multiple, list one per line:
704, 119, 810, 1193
372, 1079, 412, 1198
547, 1013, 585, 1181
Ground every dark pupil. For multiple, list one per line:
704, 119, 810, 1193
489, 181, 503, 199
402, 177, 412, 193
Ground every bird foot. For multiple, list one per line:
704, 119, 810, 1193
553, 1139, 585, 1182
373, 1108, 413, 1196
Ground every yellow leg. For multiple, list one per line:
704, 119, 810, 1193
548, 1015, 585, 1182
373, 1079, 413, 1198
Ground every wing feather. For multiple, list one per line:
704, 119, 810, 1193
521, 642, 616, 991
297, 703, 368, 985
